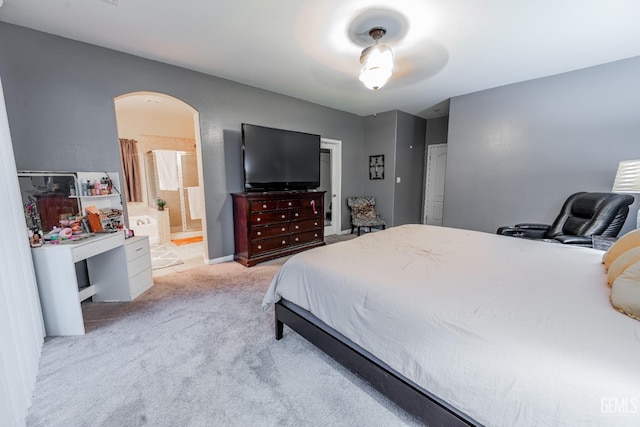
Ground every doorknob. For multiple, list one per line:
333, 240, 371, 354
332, 194, 336, 197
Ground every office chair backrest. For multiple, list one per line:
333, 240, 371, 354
546, 192, 634, 239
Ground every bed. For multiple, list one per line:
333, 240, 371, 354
262, 224, 640, 426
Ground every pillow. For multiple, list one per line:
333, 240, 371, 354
352, 201, 376, 218
611, 260, 640, 321
607, 246, 640, 285
602, 228, 640, 270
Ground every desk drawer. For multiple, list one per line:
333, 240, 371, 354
130, 267, 153, 299
127, 253, 151, 278
125, 237, 150, 261
71, 233, 124, 262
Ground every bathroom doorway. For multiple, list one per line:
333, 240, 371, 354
114, 92, 207, 272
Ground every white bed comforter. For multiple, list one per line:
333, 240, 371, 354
263, 225, 640, 427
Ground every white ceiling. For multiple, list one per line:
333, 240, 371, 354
1, 0, 640, 119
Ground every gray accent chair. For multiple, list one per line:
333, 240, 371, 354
347, 196, 386, 236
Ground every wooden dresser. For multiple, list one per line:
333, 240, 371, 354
232, 191, 325, 266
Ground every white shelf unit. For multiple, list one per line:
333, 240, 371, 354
76, 172, 123, 231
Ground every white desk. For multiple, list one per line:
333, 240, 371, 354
31, 232, 131, 336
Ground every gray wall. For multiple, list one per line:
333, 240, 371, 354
363, 111, 397, 224
444, 55, 640, 236
0, 22, 365, 259
393, 111, 426, 225
362, 110, 426, 226
426, 116, 448, 145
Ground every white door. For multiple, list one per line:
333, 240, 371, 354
321, 138, 342, 236
423, 143, 447, 225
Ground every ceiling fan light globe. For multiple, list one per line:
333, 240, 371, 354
359, 42, 393, 90
359, 67, 392, 91
361, 44, 393, 70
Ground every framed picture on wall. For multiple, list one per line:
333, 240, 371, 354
369, 155, 384, 180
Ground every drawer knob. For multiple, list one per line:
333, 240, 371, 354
257, 217, 261, 222
281, 228, 286, 232
288, 202, 292, 206
314, 222, 318, 226
282, 240, 286, 245
258, 245, 262, 249
294, 213, 299, 217
314, 234, 318, 237
295, 225, 299, 230
295, 238, 299, 242
281, 214, 285, 219
263, 204, 267, 209
257, 231, 261, 236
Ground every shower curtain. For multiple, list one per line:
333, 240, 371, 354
119, 138, 142, 202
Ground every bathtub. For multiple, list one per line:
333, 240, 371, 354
129, 215, 159, 244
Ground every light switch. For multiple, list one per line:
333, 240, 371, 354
396, 177, 401, 183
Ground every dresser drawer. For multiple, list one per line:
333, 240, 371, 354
277, 199, 300, 209
290, 218, 322, 233
291, 230, 322, 245
250, 200, 277, 212
125, 236, 150, 261
301, 196, 323, 211
252, 236, 290, 254
252, 224, 289, 239
292, 206, 323, 221
251, 211, 289, 225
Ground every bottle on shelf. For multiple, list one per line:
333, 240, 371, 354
81, 181, 87, 196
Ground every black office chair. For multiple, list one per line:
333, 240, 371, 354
497, 192, 634, 245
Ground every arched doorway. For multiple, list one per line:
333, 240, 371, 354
114, 92, 207, 274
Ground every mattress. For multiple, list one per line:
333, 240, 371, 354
263, 224, 640, 427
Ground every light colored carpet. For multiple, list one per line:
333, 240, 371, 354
26, 246, 420, 426
150, 244, 184, 270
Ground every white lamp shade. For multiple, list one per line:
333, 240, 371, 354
613, 159, 640, 192
359, 44, 393, 90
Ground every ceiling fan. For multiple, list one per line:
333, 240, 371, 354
347, 8, 448, 91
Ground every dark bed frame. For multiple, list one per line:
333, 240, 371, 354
274, 299, 479, 426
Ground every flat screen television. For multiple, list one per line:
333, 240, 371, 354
242, 123, 321, 191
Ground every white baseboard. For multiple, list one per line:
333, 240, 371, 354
208, 254, 234, 265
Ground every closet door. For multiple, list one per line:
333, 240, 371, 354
424, 144, 447, 226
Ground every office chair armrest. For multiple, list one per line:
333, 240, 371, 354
497, 225, 548, 239
514, 223, 551, 230
554, 235, 593, 245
